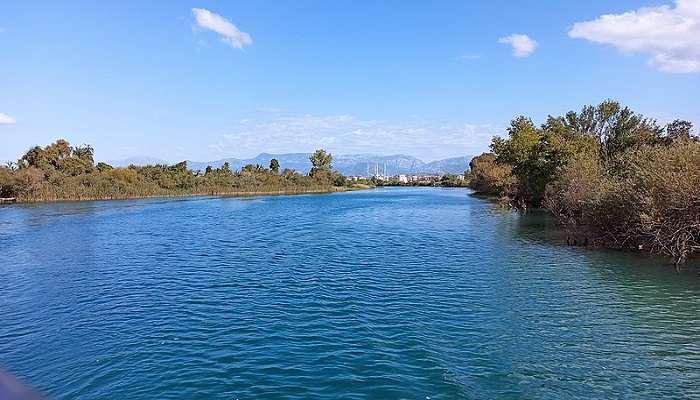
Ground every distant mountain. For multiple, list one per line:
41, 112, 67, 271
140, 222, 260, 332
187, 153, 472, 176
334, 154, 424, 176
107, 156, 168, 167
187, 153, 311, 173
420, 156, 472, 175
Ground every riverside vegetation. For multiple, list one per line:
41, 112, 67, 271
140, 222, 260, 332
0, 142, 352, 202
468, 100, 699, 264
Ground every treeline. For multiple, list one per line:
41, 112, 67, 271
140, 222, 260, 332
373, 174, 469, 187
468, 100, 699, 263
0, 140, 349, 202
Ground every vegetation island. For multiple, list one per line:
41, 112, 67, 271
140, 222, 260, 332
0, 145, 362, 202
467, 100, 699, 264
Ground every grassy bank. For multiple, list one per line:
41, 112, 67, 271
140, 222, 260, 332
8, 186, 363, 204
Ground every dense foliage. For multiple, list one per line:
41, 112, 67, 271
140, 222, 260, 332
468, 100, 699, 263
467, 153, 515, 198
0, 140, 348, 202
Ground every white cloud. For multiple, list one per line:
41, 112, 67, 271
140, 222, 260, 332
498, 34, 538, 57
208, 113, 497, 161
568, 0, 700, 73
460, 54, 482, 61
192, 8, 252, 49
0, 113, 16, 125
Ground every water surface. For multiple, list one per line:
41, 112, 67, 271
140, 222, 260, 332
1, 188, 699, 399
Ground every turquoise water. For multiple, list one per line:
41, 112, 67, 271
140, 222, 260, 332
1, 187, 699, 399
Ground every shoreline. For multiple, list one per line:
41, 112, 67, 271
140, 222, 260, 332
467, 192, 697, 265
5, 185, 373, 205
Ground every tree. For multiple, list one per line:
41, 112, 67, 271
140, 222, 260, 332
491, 116, 554, 205
220, 162, 232, 176
0, 167, 17, 197
603, 107, 663, 160
172, 161, 188, 172
551, 101, 663, 161
19, 139, 80, 172
666, 119, 694, 143
96, 162, 113, 172
13, 167, 45, 198
309, 149, 333, 177
57, 156, 93, 176
73, 144, 95, 165
468, 153, 516, 196
269, 158, 280, 174
19, 146, 50, 170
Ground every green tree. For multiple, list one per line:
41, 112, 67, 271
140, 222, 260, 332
491, 117, 558, 205
220, 162, 232, 176
57, 156, 93, 176
269, 158, 280, 174
553, 100, 663, 161
73, 144, 95, 165
468, 153, 516, 196
309, 149, 333, 177
666, 119, 694, 143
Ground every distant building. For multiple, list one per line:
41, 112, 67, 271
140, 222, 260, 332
398, 174, 408, 184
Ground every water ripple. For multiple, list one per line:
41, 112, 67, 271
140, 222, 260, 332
1, 188, 699, 399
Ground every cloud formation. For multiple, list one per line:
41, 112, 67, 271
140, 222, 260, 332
192, 8, 252, 49
208, 113, 497, 161
0, 113, 16, 125
568, 0, 700, 73
498, 34, 538, 57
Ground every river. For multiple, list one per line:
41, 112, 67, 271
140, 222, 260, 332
1, 187, 698, 399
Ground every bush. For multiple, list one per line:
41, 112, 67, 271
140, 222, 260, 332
468, 153, 516, 197
544, 138, 700, 263
0, 167, 17, 198
483, 100, 699, 262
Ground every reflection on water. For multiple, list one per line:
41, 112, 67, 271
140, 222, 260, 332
0, 188, 698, 399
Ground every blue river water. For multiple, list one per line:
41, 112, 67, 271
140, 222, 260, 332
1, 187, 699, 399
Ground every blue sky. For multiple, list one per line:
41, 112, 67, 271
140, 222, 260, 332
1, 0, 699, 163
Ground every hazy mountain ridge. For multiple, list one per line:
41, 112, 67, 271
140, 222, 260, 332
420, 156, 473, 175
111, 153, 472, 175
107, 156, 169, 167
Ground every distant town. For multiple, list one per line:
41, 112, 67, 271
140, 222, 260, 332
346, 162, 467, 187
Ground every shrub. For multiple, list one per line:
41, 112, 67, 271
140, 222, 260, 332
544, 142, 700, 263
468, 153, 516, 197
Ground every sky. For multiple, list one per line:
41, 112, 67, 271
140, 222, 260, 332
1, 0, 700, 163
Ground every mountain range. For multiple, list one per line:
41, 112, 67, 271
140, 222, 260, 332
109, 153, 473, 176
107, 156, 168, 167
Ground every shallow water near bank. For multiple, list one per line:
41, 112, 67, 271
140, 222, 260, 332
1, 187, 699, 399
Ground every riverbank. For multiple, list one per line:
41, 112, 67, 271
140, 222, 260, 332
467, 100, 700, 264
468, 190, 698, 265
0, 140, 372, 206
5, 184, 373, 204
